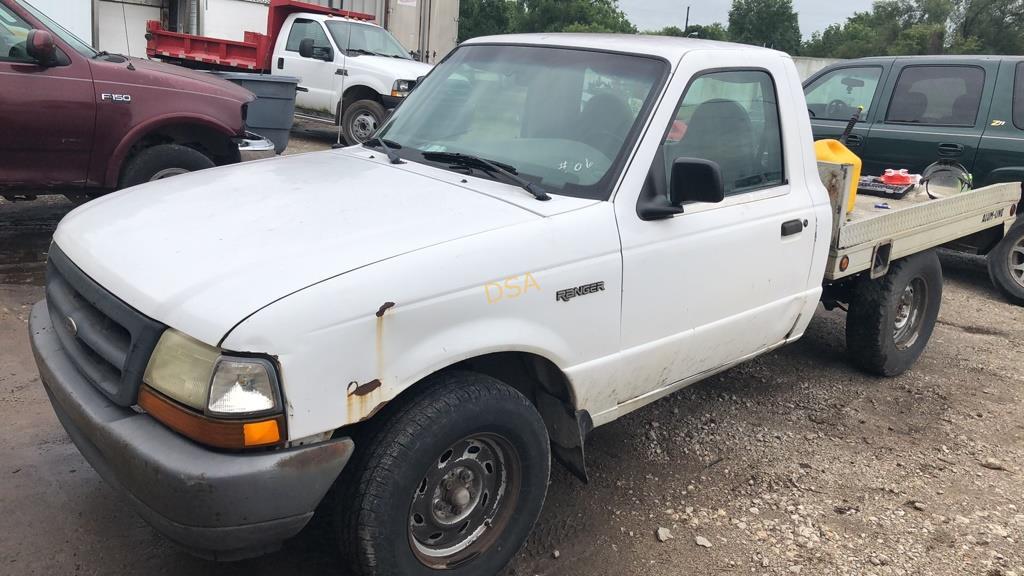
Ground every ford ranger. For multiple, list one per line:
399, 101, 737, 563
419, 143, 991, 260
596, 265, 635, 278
29, 34, 1019, 576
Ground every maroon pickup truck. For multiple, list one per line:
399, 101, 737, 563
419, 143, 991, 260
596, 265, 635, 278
0, 0, 273, 201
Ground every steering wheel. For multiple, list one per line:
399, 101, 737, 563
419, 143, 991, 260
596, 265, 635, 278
826, 99, 849, 118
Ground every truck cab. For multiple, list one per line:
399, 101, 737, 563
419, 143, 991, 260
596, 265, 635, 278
272, 12, 431, 144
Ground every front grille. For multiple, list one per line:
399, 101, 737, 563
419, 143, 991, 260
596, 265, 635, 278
45, 246, 164, 407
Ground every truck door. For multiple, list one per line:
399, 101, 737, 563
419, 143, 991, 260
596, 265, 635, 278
278, 17, 343, 121
857, 61, 995, 176
615, 56, 819, 404
973, 60, 1024, 187
804, 63, 889, 153
0, 1, 94, 191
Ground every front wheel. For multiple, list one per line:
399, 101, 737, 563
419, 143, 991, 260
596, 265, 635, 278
338, 372, 550, 576
119, 144, 215, 189
846, 250, 943, 377
987, 221, 1024, 306
342, 99, 386, 145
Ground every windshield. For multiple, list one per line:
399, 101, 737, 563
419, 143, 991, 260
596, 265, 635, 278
326, 21, 410, 59
16, 0, 97, 57
378, 45, 667, 200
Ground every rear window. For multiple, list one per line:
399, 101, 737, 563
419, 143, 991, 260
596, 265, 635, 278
886, 65, 985, 126
1014, 62, 1024, 130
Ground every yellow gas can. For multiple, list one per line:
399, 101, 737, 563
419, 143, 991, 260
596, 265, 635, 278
814, 139, 862, 213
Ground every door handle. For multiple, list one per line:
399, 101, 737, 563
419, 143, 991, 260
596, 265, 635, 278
938, 143, 965, 157
781, 219, 805, 237
845, 134, 863, 148
277, 57, 284, 70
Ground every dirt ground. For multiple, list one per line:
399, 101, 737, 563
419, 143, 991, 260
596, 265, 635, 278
1, 127, 1021, 576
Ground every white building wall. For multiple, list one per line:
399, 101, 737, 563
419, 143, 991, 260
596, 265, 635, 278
97, 1, 160, 56
202, 0, 267, 41
29, 0, 93, 45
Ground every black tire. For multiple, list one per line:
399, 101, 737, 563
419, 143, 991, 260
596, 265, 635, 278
119, 144, 215, 188
846, 250, 943, 377
342, 99, 386, 145
987, 220, 1024, 305
338, 371, 550, 576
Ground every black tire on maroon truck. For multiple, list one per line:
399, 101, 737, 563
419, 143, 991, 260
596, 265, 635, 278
986, 220, 1024, 306
846, 250, 943, 377
342, 99, 386, 145
337, 371, 550, 576
119, 144, 215, 188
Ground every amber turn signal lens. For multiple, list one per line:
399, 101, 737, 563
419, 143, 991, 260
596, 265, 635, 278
139, 385, 284, 449
839, 255, 850, 272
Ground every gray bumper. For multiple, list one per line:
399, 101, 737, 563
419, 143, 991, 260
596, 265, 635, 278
29, 300, 353, 560
236, 130, 277, 161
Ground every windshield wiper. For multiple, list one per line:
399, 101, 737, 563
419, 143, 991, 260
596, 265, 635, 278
349, 48, 383, 57
422, 152, 550, 201
363, 137, 404, 164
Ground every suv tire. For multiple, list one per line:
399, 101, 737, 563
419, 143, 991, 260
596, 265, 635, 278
337, 371, 550, 576
120, 144, 215, 188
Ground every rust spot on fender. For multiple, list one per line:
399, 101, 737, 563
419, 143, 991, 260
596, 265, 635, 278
375, 302, 395, 317
349, 379, 382, 397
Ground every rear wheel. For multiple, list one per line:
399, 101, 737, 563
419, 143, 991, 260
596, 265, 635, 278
119, 144, 215, 189
987, 221, 1024, 305
338, 371, 550, 576
846, 250, 943, 377
342, 99, 386, 145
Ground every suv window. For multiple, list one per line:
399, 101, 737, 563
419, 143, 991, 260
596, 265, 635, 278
285, 18, 331, 53
886, 65, 985, 126
1014, 62, 1024, 130
805, 66, 883, 121
0, 3, 32, 62
664, 70, 784, 197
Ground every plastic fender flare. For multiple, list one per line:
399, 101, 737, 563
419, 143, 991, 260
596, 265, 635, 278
105, 113, 240, 188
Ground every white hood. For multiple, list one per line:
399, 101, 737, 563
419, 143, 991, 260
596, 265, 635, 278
53, 150, 575, 345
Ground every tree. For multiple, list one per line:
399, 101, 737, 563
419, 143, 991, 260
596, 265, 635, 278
727, 0, 800, 53
649, 24, 728, 40
512, 0, 637, 34
458, 0, 518, 42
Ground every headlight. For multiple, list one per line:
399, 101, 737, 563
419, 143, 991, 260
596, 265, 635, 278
391, 79, 413, 97
208, 357, 280, 417
141, 329, 285, 448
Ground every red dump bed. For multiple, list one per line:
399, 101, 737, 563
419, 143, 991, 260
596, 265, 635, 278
146, 0, 374, 71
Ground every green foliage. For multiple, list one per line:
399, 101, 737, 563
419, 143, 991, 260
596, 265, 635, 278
800, 0, 1024, 57
650, 23, 729, 41
457, 0, 517, 43
728, 0, 801, 53
459, 0, 637, 40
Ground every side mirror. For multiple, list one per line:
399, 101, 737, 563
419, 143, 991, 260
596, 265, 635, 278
298, 38, 315, 59
312, 46, 334, 61
26, 29, 57, 66
670, 157, 725, 205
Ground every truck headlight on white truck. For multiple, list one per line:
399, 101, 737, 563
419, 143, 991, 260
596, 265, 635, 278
391, 79, 414, 98
141, 329, 284, 448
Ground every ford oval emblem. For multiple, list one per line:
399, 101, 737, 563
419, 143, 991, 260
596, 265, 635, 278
64, 316, 78, 337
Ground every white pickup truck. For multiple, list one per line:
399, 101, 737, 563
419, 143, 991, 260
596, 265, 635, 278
31, 34, 1018, 575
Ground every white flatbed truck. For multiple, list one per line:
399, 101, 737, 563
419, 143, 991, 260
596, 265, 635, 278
30, 34, 1018, 576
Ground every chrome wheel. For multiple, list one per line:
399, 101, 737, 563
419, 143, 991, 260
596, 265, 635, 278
893, 277, 927, 350
148, 167, 190, 181
351, 112, 378, 143
1009, 237, 1024, 289
409, 434, 520, 568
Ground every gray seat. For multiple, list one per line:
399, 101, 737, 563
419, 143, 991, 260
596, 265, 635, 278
889, 91, 928, 123
669, 99, 755, 193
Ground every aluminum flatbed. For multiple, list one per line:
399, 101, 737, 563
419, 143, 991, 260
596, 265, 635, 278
818, 163, 1019, 282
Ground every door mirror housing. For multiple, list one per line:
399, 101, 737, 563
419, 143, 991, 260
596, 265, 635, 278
312, 45, 334, 61
26, 29, 57, 67
298, 38, 315, 58
670, 157, 725, 205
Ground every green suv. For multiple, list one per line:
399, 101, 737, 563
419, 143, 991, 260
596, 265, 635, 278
804, 56, 1024, 304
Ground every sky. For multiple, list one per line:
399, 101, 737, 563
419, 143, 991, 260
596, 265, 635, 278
618, 0, 877, 38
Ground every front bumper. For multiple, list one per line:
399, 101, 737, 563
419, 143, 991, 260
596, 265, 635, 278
235, 131, 277, 162
29, 300, 353, 560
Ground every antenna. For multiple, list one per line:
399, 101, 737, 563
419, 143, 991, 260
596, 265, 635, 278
121, 3, 131, 55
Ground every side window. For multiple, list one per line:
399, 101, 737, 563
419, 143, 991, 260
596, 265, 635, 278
804, 66, 882, 121
285, 19, 331, 53
886, 66, 985, 126
1014, 62, 1024, 130
664, 70, 784, 197
0, 4, 33, 62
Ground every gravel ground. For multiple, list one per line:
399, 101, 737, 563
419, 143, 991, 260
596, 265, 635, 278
1, 126, 1021, 575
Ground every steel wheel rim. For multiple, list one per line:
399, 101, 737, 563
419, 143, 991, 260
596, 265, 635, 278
409, 433, 521, 569
351, 112, 377, 142
893, 277, 927, 350
149, 168, 190, 181
1009, 238, 1024, 289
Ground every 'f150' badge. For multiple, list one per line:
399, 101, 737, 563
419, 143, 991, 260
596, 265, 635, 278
101, 93, 132, 103
556, 281, 605, 302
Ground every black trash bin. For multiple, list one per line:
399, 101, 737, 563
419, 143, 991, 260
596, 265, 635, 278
208, 72, 300, 155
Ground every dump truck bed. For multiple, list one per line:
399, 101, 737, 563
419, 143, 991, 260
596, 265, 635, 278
818, 163, 1020, 281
